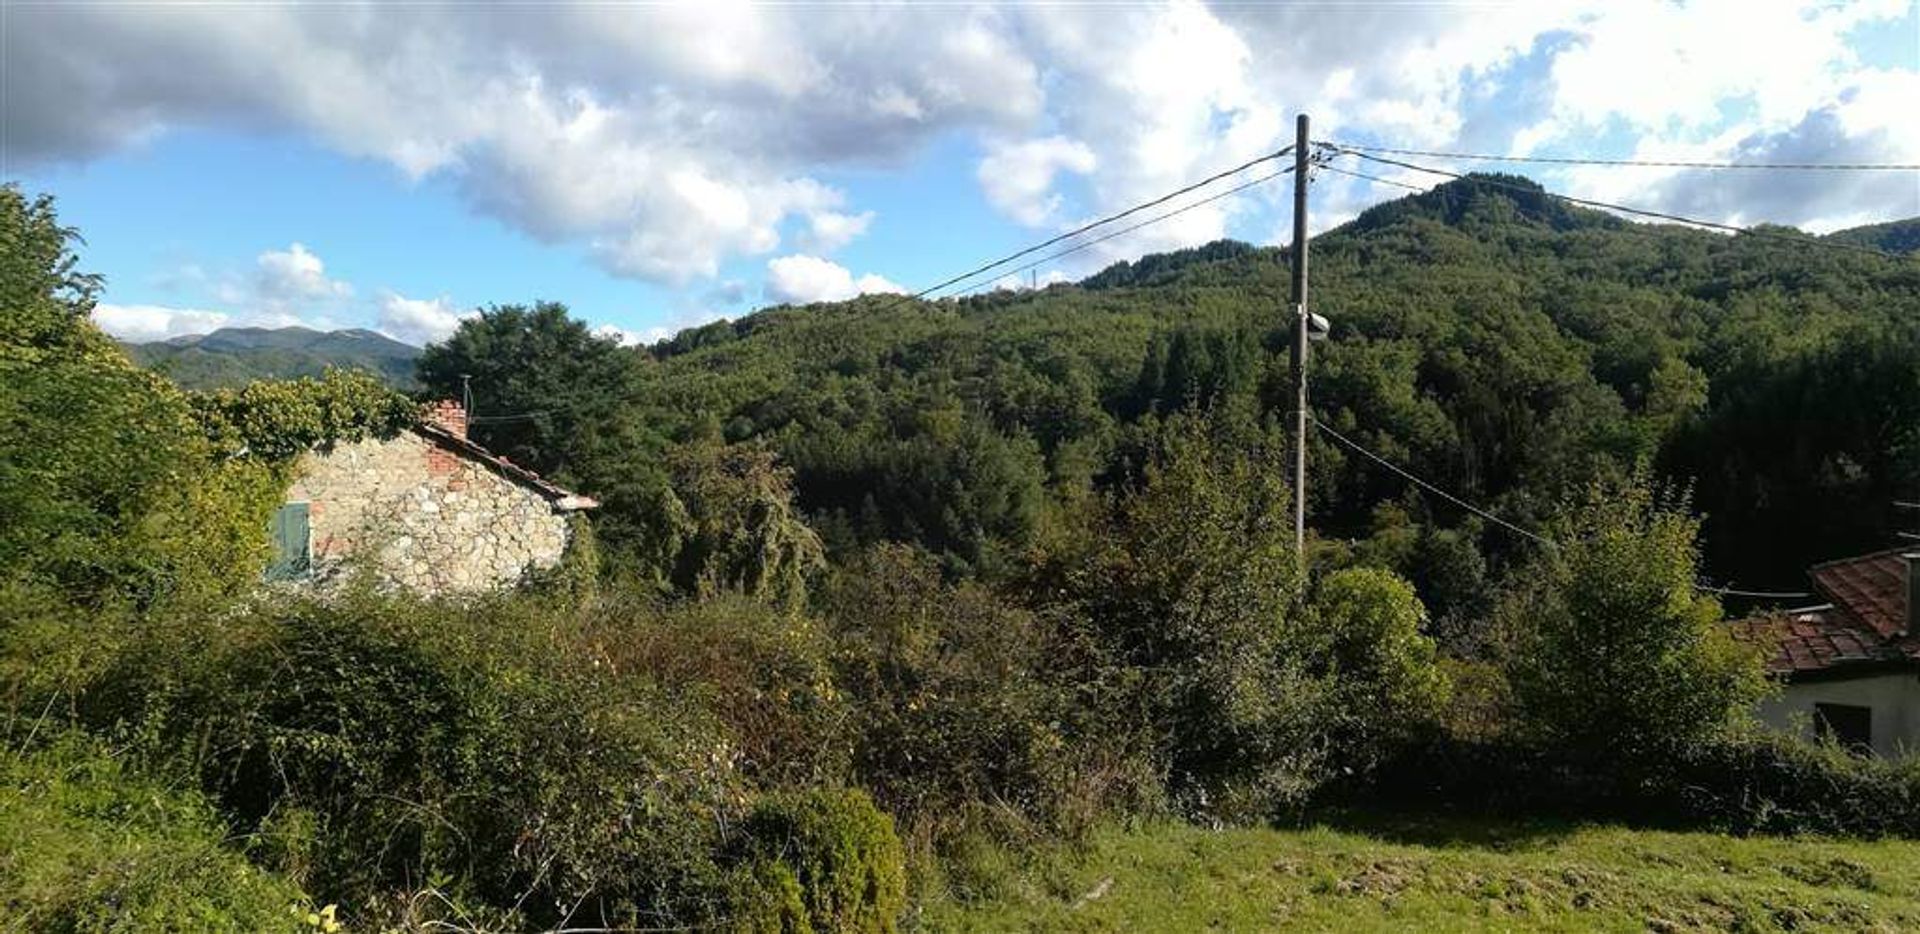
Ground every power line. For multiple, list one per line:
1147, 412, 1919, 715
881, 144, 1297, 307
1310, 415, 1813, 600
468, 411, 549, 424
1321, 145, 1908, 261
949, 164, 1301, 299
1319, 162, 1429, 194
1325, 140, 1920, 172
1312, 415, 1553, 547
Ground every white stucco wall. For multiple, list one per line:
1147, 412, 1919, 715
1754, 673, 1920, 757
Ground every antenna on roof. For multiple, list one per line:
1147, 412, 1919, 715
460, 374, 473, 420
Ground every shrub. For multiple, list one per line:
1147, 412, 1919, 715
732, 788, 906, 934
76, 589, 748, 930
594, 591, 848, 788
1494, 476, 1766, 763
0, 733, 308, 933
1029, 407, 1330, 820
1309, 567, 1451, 772
823, 545, 1068, 822
1663, 730, 1920, 837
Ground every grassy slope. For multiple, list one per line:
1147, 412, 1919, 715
916, 817, 1920, 933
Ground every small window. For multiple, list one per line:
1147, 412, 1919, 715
1814, 703, 1873, 753
267, 502, 311, 581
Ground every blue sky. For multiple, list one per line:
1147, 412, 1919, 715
5, 2, 1916, 346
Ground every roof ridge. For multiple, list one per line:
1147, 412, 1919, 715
1808, 544, 1919, 572
411, 422, 599, 510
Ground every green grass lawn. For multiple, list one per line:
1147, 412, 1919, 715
913, 815, 1920, 932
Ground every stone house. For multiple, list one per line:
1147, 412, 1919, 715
268, 400, 597, 594
1727, 548, 1920, 757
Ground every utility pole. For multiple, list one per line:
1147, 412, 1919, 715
1289, 113, 1311, 564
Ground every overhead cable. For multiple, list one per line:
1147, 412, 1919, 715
1321, 145, 1908, 261
1325, 140, 1920, 172
1311, 415, 1812, 600
951, 164, 1301, 299
1312, 415, 1553, 547
885, 144, 1297, 306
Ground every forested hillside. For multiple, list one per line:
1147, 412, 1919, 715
12, 173, 1920, 933
436, 175, 1920, 614
127, 325, 420, 389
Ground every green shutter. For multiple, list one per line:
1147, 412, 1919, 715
266, 502, 311, 581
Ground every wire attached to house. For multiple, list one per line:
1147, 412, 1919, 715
1310, 415, 1813, 600
1323, 140, 1920, 172
1318, 145, 1910, 261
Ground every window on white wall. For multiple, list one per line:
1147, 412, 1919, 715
1814, 702, 1873, 754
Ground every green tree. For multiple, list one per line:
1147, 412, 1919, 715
1034, 406, 1330, 817
1495, 476, 1767, 761
0, 185, 280, 609
1310, 567, 1450, 768
416, 301, 658, 479
667, 439, 825, 609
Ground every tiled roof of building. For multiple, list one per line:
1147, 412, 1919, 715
1810, 549, 1911, 640
1726, 548, 1917, 679
1726, 606, 1902, 676
414, 422, 600, 511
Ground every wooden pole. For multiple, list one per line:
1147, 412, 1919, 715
1289, 114, 1311, 564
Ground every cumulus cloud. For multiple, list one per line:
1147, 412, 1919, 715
764, 255, 905, 305
799, 210, 876, 253
592, 323, 657, 347
256, 243, 353, 308
978, 136, 1098, 226
376, 292, 471, 346
91, 303, 232, 342
2, 5, 1039, 283
6, 0, 1914, 289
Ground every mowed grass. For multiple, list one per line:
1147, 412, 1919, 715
913, 815, 1920, 932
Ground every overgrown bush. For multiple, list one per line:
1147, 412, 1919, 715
1029, 407, 1333, 820
1309, 567, 1451, 773
593, 591, 848, 787
824, 545, 1068, 821
0, 733, 308, 933
74, 589, 750, 930
1664, 730, 1920, 837
731, 788, 906, 934
1493, 476, 1766, 764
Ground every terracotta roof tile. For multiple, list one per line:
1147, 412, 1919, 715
1726, 605, 1904, 677
1810, 548, 1911, 640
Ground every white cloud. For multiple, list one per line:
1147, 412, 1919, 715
91, 303, 232, 342
978, 136, 1098, 226
592, 323, 657, 346
6, 0, 1914, 287
764, 255, 905, 305
798, 209, 875, 253
376, 292, 470, 346
256, 243, 353, 309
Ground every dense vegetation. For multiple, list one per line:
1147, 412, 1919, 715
6, 176, 1920, 932
426, 177, 1920, 605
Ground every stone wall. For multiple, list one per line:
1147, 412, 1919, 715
285, 430, 571, 594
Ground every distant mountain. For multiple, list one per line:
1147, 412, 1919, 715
125, 326, 421, 390
1826, 218, 1920, 255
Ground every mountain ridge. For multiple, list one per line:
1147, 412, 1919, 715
125, 325, 421, 390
